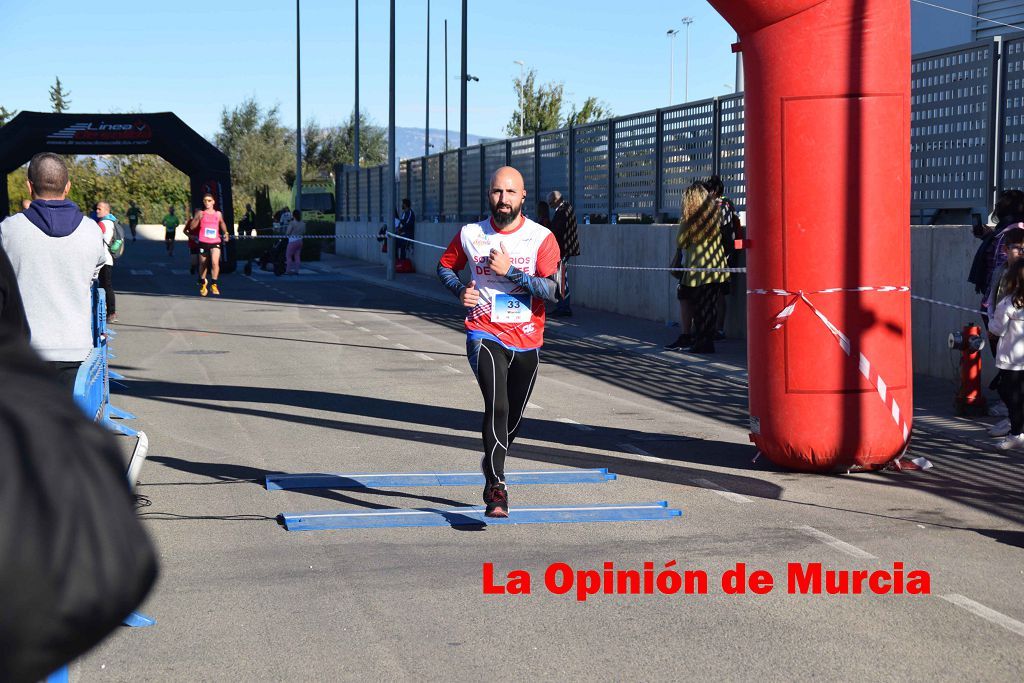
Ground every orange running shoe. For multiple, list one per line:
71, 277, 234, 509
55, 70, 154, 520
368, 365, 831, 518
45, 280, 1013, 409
200, 281, 208, 297
211, 284, 220, 296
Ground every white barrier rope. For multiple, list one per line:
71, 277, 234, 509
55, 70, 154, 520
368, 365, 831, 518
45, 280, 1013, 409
385, 232, 447, 250
235, 234, 371, 239
373, 232, 983, 319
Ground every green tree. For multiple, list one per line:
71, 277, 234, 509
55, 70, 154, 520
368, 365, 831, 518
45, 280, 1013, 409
7, 166, 29, 214
0, 105, 16, 126
566, 97, 613, 127
49, 77, 71, 113
505, 70, 612, 135
215, 98, 294, 212
506, 69, 563, 137
302, 110, 386, 177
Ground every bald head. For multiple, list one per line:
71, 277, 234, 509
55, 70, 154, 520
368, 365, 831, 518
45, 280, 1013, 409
489, 166, 526, 229
96, 202, 110, 217
27, 153, 70, 199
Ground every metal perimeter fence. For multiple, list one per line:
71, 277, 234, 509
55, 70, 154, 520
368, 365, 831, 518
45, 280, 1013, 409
337, 32, 1024, 225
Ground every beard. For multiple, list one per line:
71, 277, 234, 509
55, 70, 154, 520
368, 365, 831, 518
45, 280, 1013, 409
490, 200, 523, 228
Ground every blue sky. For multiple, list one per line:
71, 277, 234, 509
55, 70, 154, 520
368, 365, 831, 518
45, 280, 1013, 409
2, 1, 738, 141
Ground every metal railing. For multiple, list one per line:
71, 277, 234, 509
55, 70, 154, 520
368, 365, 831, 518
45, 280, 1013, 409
338, 32, 1024, 225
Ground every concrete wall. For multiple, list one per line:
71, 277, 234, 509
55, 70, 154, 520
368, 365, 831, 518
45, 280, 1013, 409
337, 221, 987, 383
911, 225, 993, 386
335, 220, 748, 338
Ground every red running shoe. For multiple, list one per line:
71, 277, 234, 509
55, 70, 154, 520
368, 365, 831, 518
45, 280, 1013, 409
483, 482, 509, 518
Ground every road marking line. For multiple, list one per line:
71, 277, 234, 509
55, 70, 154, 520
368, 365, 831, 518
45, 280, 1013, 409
691, 478, 753, 504
318, 308, 327, 312
556, 417, 594, 431
939, 594, 1024, 638
619, 443, 666, 463
375, 334, 389, 341
394, 343, 410, 349
343, 320, 354, 325
444, 366, 462, 374
329, 314, 340, 318
796, 525, 876, 559
417, 353, 434, 361
357, 326, 371, 332
528, 402, 543, 410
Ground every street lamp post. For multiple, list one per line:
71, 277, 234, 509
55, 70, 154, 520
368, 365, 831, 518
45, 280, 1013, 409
444, 19, 449, 151
681, 16, 694, 103
425, 0, 430, 157
666, 29, 679, 105
386, 0, 396, 280
354, 0, 360, 168
459, 0, 467, 148
295, 0, 302, 212
513, 60, 525, 136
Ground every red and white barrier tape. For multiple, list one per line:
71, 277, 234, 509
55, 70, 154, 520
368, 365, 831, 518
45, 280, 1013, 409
750, 287, 922, 468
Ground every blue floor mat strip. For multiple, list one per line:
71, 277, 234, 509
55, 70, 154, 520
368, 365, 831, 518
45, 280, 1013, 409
280, 501, 681, 531
266, 468, 617, 491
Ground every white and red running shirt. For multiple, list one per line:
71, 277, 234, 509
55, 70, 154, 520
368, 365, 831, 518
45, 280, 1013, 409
439, 215, 560, 350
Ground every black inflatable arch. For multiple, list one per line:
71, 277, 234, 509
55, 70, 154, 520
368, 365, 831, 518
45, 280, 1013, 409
0, 111, 233, 230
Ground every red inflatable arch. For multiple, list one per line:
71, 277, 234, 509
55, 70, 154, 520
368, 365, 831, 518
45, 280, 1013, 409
708, 0, 912, 471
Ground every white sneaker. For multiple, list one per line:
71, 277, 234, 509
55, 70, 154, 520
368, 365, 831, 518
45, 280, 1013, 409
995, 433, 1024, 450
988, 418, 1011, 437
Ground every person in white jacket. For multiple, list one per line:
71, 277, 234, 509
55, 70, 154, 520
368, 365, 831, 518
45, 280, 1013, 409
987, 257, 1024, 450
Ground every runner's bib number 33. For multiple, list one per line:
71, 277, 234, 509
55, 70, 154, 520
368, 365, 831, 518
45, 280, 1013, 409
491, 294, 531, 323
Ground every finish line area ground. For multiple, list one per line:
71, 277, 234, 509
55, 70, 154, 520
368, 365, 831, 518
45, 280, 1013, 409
84, 231, 1024, 680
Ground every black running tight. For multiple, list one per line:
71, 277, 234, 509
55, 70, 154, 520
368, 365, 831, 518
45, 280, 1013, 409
98, 264, 115, 315
998, 369, 1024, 435
471, 338, 539, 485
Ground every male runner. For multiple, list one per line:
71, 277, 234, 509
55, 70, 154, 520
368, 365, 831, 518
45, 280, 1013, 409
437, 166, 561, 517
126, 200, 142, 241
161, 205, 180, 256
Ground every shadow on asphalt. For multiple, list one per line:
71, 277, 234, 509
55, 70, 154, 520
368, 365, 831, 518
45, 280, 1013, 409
112, 251, 1024, 527
146, 453, 475, 514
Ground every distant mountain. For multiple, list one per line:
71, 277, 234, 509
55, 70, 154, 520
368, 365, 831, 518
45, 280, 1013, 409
395, 127, 490, 160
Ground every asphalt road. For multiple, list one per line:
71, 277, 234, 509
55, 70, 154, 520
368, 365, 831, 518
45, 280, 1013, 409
78, 237, 1024, 681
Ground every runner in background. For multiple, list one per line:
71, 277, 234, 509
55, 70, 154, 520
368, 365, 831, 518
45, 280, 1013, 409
191, 194, 230, 297
161, 205, 180, 257
184, 208, 201, 276
437, 166, 562, 518
126, 200, 142, 242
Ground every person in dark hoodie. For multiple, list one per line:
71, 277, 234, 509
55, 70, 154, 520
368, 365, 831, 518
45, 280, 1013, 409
0, 310, 158, 682
0, 152, 107, 390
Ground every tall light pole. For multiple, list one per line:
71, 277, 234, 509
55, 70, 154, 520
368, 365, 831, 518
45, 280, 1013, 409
295, 0, 302, 211
444, 19, 449, 150
459, 0, 468, 148
513, 60, 525, 136
386, 0, 396, 280
354, 0, 360, 168
425, 0, 430, 157
735, 32, 744, 93
666, 29, 679, 105
681, 16, 694, 103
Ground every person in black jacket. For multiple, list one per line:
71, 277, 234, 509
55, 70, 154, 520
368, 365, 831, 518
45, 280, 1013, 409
547, 190, 579, 317
970, 190, 1024, 335
0, 277, 158, 681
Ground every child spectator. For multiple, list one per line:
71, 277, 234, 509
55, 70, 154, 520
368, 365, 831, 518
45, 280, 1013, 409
986, 227, 1024, 436
987, 258, 1024, 449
